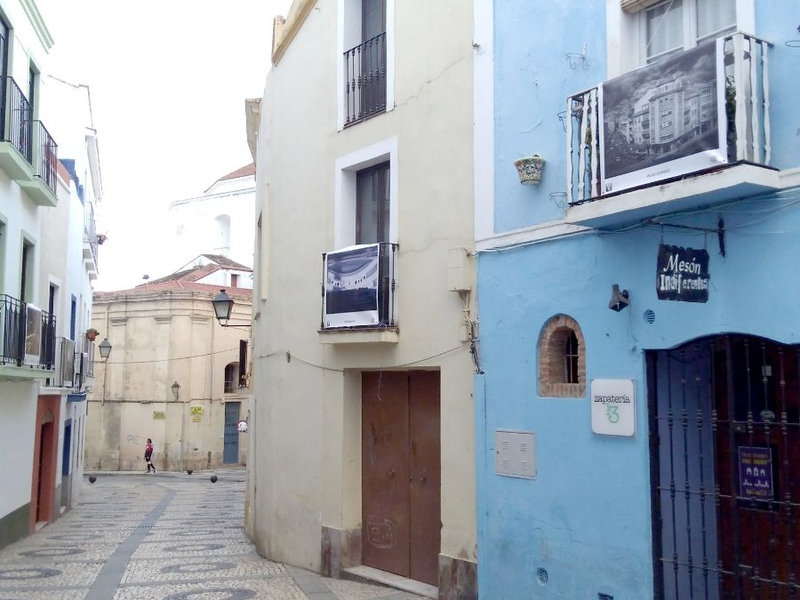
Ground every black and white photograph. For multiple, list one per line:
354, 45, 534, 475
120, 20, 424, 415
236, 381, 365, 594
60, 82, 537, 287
600, 39, 726, 194
323, 244, 380, 328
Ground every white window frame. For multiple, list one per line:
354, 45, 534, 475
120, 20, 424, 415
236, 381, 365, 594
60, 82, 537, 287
334, 137, 398, 250
606, 0, 754, 78
336, 0, 396, 130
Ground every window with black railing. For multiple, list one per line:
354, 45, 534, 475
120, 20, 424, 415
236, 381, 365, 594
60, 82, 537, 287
33, 120, 57, 195
0, 294, 56, 369
344, 32, 387, 126
2, 77, 32, 162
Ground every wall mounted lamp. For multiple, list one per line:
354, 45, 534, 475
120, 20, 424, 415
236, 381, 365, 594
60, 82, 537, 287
211, 289, 251, 330
609, 284, 630, 312
98, 338, 112, 360
171, 381, 180, 401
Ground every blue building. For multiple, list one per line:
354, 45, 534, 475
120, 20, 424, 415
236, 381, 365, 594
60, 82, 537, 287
474, 1, 800, 597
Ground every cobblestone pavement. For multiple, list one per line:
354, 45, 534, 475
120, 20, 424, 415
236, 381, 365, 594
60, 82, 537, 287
0, 469, 424, 600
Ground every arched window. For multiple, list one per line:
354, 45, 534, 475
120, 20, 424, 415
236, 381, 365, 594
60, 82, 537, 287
224, 362, 239, 394
538, 315, 586, 398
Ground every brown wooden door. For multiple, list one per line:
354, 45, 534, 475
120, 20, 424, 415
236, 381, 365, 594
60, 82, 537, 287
362, 371, 441, 586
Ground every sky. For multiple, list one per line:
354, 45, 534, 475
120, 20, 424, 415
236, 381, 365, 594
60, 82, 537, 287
38, 0, 292, 291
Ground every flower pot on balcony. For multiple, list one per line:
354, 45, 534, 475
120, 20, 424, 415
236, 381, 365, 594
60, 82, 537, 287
514, 155, 545, 185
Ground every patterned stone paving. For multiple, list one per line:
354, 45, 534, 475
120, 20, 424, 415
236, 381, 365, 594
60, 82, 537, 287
0, 470, 425, 600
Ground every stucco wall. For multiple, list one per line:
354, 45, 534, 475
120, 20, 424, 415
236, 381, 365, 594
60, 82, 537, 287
251, 0, 477, 582
87, 292, 251, 472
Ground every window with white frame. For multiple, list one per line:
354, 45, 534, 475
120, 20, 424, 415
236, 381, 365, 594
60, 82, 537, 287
643, 0, 737, 63
334, 138, 397, 250
338, 0, 395, 129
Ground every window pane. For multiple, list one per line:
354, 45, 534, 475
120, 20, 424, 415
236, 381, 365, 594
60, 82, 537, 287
696, 0, 736, 41
646, 0, 684, 62
356, 163, 390, 245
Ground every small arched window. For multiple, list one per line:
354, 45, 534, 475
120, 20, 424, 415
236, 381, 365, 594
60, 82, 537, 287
224, 362, 239, 394
538, 315, 586, 398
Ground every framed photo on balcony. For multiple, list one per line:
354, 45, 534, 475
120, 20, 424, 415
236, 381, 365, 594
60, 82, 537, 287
599, 38, 727, 195
324, 244, 380, 328
24, 304, 42, 366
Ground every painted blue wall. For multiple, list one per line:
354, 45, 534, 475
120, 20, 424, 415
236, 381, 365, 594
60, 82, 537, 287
478, 0, 800, 597
493, 0, 606, 232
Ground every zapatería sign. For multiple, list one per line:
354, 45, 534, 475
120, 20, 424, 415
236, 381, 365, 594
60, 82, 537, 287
656, 244, 710, 303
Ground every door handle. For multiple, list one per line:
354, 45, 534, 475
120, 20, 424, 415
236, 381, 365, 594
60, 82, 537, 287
388, 469, 395, 478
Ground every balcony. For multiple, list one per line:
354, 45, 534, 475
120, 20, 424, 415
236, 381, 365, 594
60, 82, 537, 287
0, 76, 58, 207
343, 32, 387, 127
319, 242, 398, 344
565, 33, 778, 229
83, 202, 99, 279
0, 294, 57, 379
44, 336, 95, 390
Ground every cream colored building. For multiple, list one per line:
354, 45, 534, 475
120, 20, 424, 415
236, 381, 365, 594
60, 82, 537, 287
248, 1, 476, 597
86, 257, 252, 473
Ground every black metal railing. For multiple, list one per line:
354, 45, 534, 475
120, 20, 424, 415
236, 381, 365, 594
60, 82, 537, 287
321, 242, 397, 330
0, 294, 24, 365
344, 32, 387, 126
84, 202, 99, 267
33, 120, 58, 195
1, 77, 32, 162
0, 294, 56, 369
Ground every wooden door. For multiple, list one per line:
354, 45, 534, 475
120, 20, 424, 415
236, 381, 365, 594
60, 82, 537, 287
362, 371, 441, 586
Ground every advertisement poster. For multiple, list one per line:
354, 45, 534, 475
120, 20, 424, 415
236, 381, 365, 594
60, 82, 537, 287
738, 446, 774, 501
656, 244, 710, 302
324, 244, 380, 328
600, 39, 726, 195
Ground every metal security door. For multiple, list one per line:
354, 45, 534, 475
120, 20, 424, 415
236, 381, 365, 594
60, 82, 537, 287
362, 371, 441, 586
649, 336, 800, 599
223, 402, 240, 464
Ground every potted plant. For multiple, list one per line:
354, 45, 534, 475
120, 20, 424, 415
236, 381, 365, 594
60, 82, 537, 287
514, 154, 546, 185
85, 328, 100, 341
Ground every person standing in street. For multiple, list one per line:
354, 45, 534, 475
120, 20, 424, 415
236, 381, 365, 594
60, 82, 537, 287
144, 438, 156, 473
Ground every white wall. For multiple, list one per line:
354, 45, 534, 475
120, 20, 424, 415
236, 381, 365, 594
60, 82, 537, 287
0, 381, 37, 516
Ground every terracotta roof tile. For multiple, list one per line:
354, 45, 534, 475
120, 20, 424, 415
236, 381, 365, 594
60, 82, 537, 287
217, 163, 255, 182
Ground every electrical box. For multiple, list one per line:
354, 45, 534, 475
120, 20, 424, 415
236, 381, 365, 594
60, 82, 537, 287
495, 430, 536, 479
447, 247, 472, 292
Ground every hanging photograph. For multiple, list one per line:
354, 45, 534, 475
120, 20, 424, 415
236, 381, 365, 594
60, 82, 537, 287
599, 39, 727, 195
324, 244, 380, 328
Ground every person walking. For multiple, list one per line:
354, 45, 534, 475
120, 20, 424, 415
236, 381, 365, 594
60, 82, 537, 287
144, 438, 156, 473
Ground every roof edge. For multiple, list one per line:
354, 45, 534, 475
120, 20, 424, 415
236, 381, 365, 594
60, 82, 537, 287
272, 0, 316, 65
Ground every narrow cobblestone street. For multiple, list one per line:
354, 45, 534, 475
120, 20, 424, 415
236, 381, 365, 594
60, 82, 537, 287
0, 469, 424, 600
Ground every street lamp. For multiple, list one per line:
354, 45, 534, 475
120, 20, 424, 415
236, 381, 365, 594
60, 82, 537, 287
211, 289, 251, 330
171, 381, 185, 473
98, 338, 112, 360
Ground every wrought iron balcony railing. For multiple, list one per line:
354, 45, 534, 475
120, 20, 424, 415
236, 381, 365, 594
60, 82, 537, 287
0, 294, 57, 369
567, 32, 772, 205
33, 120, 58, 196
344, 32, 387, 127
1, 76, 32, 162
84, 201, 99, 267
321, 242, 397, 330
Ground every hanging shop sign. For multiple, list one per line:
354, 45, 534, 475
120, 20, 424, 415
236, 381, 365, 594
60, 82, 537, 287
738, 446, 774, 501
656, 244, 710, 303
591, 379, 635, 437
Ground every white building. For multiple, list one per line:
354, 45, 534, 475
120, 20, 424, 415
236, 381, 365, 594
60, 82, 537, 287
168, 163, 256, 270
247, 1, 477, 597
0, 0, 101, 549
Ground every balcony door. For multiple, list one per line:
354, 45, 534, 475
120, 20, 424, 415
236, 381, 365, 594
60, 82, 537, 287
356, 162, 389, 244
